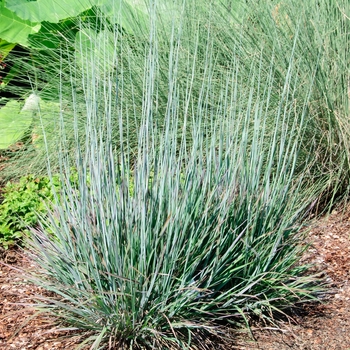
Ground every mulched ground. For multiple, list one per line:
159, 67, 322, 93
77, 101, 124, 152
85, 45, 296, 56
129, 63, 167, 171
1, 206, 350, 349
235, 206, 350, 349
0, 249, 85, 350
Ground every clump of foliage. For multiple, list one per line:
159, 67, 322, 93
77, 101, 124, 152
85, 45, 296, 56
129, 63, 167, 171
0, 174, 59, 248
23, 1, 327, 348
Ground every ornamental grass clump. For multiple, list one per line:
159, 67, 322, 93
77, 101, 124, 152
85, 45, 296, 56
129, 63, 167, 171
26, 2, 323, 349
218, 0, 350, 207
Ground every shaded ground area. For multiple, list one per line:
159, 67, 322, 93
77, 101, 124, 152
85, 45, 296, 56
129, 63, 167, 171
0, 207, 350, 349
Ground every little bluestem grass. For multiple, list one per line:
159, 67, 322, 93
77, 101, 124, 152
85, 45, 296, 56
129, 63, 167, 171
25, 1, 324, 349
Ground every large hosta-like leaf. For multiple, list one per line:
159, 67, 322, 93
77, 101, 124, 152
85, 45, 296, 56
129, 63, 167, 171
0, 39, 16, 59
0, 100, 32, 149
5, 0, 148, 34
0, 2, 41, 46
100, 1, 148, 34
4, 0, 106, 23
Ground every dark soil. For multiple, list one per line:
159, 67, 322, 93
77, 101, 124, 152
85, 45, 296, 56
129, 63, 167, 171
1, 207, 350, 349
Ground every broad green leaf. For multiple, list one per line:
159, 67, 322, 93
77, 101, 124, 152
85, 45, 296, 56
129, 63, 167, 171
0, 2, 41, 46
0, 100, 32, 149
5, 0, 149, 34
4, 0, 106, 23
28, 17, 81, 49
100, 0, 148, 33
0, 39, 16, 89
0, 39, 16, 60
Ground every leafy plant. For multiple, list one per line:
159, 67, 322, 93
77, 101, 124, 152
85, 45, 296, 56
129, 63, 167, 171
0, 174, 59, 248
0, 39, 15, 81
0, 0, 41, 46
0, 99, 32, 149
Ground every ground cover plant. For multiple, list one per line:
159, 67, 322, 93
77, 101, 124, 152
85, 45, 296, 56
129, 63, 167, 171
0, 174, 58, 248
0, 0, 348, 349
0, 170, 82, 248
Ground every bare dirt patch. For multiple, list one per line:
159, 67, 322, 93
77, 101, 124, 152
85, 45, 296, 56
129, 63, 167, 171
1, 207, 350, 349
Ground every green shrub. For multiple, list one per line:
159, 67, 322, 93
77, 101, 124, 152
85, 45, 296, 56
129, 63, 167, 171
0, 174, 59, 248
